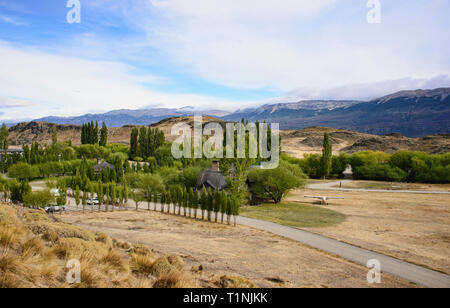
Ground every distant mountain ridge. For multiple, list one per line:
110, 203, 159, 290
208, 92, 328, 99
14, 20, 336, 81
32, 88, 450, 137
223, 88, 450, 137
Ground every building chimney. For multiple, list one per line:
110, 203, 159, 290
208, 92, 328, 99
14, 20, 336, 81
212, 160, 219, 172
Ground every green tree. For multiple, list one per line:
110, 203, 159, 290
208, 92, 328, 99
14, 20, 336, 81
321, 132, 333, 179
75, 185, 80, 207
51, 125, 58, 153
0, 123, 9, 154
220, 191, 227, 224
248, 161, 307, 204
99, 122, 108, 147
153, 190, 158, 211
200, 186, 207, 220
130, 127, 139, 158
23, 190, 54, 208
138, 126, 148, 159
82, 190, 87, 212
213, 189, 221, 222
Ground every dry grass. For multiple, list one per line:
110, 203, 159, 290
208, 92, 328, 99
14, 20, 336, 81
216, 275, 257, 288
287, 188, 450, 274
0, 202, 209, 288
153, 270, 195, 288
149, 256, 176, 277
130, 254, 156, 275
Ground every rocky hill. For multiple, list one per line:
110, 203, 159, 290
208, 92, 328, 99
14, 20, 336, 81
7, 118, 449, 156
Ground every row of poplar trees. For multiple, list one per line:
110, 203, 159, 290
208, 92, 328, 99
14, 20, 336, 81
129, 126, 165, 159
138, 186, 240, 226
73, 181, 129, 213
81, 121, 108, 146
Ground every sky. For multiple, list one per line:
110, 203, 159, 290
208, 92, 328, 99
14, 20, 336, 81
0, 0, 449, 121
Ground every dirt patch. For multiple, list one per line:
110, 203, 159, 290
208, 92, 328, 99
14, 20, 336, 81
61, 210, 417, 288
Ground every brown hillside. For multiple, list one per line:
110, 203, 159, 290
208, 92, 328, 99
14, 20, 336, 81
7, 119, 450, 156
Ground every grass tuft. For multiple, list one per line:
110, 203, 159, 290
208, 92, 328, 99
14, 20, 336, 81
216, 275, 257, 288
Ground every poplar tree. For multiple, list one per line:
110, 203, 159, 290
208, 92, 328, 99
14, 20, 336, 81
321, 132, 332, 179
98, 183, 103, 212
213, 190, 221, 222
0, 123, 9, 154
51, 125, 58, 153
188, 188, 194, 217
220, 191, 227, 224
111, 184, 116, 212
82, 190, 87, 213
193, 189, 199, 219
201, 186, 207, 220
99, 122, 108, 147
130, 127, 139, 158
147, 189, 151, 211
105, 184, 110, 212
183, 187, 188, 216
207, 188, 213, 222
226, 198, 232, 225
153, 190, 158, 211
118, 187, 124, 210
160, 189, 166, 213
75, 186, 80, 208
167, 191, 172, 213
138, 126, 148, 159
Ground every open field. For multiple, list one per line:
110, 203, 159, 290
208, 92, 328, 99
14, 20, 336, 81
60, 210, 418, 288
286, 188, 450, 274
240, 203, 346, 228
332, 180, 450, 192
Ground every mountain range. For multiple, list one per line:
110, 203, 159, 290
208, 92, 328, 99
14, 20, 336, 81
33, 88, 450, 137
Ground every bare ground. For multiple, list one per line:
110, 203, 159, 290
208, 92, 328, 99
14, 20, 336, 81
286, 188, 450, 274
61, 210, 418, 288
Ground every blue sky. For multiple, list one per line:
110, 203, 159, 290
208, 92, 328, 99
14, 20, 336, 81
0, 0, 449, 121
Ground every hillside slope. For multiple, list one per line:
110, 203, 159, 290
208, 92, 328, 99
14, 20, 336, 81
7, 118, 450, 156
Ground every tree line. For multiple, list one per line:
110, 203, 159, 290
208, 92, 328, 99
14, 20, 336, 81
81, 121, 108, 146
130, 126, 165, 161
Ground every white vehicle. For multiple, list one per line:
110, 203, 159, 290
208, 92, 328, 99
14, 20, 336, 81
304, 196, 344, 206
45, 206, 65, 213
87, 198, 99, 206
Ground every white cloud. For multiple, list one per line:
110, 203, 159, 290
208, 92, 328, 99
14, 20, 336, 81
0, 14, 26, 26
138, 0, 450, 91
0, 41, 251, 121
278, 75, 450, 102
0, 96, 32, 108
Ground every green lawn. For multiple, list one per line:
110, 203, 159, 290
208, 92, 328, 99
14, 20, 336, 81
240, 202, 346, 228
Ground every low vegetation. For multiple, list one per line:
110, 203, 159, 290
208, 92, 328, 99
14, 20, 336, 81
240, 202, 346, 228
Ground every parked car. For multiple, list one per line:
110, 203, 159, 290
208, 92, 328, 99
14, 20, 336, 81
45, 206, 65, 213
87, 198, 99, 206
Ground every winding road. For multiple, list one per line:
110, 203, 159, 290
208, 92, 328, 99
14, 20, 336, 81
308, 180, 450, 195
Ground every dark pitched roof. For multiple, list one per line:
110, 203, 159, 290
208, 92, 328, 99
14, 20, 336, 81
196, 169, 227, 190
93, 162, 114, 172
